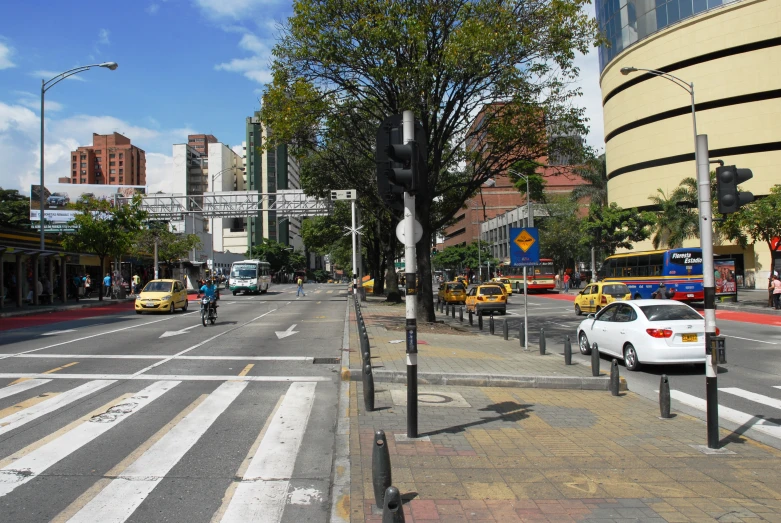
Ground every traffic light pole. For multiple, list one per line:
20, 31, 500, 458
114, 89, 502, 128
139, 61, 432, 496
351, 199, 358, 294
402, 110, 418, 438
696, 134, 719, 449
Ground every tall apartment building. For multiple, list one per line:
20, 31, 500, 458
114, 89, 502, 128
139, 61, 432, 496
245, 112, 303, 253
69, 132, 146, 185
188, 134, 218, 155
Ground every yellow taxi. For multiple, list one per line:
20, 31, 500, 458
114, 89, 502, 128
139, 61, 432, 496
437, 281, 467, 304
573, 281, 632, 316
135, 279, 189, 314
491, 277, 513, 296
465, 283, 507, 315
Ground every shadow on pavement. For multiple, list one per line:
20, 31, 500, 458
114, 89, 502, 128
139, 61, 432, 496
424, 401, 533, 437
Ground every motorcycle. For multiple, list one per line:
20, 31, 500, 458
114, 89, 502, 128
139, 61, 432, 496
200, 296, 217, 326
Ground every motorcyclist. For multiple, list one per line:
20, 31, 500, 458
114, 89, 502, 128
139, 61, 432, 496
198, 279, 218, 313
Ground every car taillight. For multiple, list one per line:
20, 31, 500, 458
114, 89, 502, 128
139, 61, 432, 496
601, 295, 607, 304
477, 296, 484, 301
646, 329, 673, 338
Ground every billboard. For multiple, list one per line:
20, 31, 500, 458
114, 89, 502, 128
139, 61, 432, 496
30, 183, 146, 223
714, 258, 737, 297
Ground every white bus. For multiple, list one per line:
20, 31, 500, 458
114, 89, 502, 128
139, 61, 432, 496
229, 260, 271, 295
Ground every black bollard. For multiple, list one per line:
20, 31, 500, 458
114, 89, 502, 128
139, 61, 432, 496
372, 430, 392, 509
468, 309, 473, 326
503, 319, 509, 340
478, 311, 483, 330
489, 314, 495, 335
564, 336, 572, 365
382, 486, 405, 523
451, 304, 455, 319
660, 374, 671, 418
610, 359, 619, 396
539, 327, 546, 355
519, 322, 525, 348
459, 307, 463, 323
363, 363, 375, 412
591, 342, 600, 376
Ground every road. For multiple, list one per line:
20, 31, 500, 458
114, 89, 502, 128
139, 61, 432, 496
478, 290, 781, 449
0, 284, 348, 523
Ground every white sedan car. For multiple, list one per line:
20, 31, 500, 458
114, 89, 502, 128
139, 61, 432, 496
576, 299, 717, 371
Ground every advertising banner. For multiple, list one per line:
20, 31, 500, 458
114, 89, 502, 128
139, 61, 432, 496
30, 183, 145, 223
714, 258, 737, 298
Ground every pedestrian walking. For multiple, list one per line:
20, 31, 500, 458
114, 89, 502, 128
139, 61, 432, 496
574, 270, 581, 289
84, 275, 92, 298
563, 272, 570, 293
103, 273, 112, 298
772, 275, 781, 310
296, 276, 306, 297
132, 273, 141, 295
555, 273, 561, 289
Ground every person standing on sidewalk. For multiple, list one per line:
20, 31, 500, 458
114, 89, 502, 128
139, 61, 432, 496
772, 275, 781, 310
563, 272, 570, 293
296, 276, 306, 297
103, 273, 112, 298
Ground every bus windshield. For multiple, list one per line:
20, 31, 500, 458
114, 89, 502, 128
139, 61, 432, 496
231, 264, 259, 278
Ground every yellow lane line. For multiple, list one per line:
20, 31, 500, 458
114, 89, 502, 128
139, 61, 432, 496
238, 364, 254, 377
10, 362, 79, 385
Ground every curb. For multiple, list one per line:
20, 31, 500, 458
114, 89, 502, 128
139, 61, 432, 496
343, 368, 627, 391
0, 298, 133, 319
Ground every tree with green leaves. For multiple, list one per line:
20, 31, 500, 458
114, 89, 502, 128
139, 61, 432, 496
0, 188, 32, 229
132, 224, 201, 274
570, 154, 608, 207
62, 196, 147, 300
584, 202, 654, 258
648, 178, 700, 249
730, 185, 781, 275
248, 238, 306, 276
536, 196, 589, 271
261, 0, 599, 321
433, 241, 495, 276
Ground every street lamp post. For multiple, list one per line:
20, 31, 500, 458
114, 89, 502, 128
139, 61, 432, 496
509, 169, 533, 351
621, 66, 720, 448
208, 166, 243, 266
39, 62, 118, 251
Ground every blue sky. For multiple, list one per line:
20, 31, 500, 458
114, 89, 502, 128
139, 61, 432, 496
0, 0, 603, 195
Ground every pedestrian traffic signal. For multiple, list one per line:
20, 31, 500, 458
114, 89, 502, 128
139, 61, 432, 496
716, 165, 754, 214
384, 142, 418, 193
375, 114, 427, 206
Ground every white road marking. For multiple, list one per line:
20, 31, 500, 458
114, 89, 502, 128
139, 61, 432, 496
0, 381, 178, 498
41, 330, 77, 336
0, 379, 52, 400
670, 390, 781, 440
721, 387, 781, 410
9, 355, 314, 362
275, 324, 299, 339
0, 380, 116, 436
220, 382, 317, 522
0, 374, 330, 382
159, 324, 201, 338
722, 335, 778, 345
67, 381, 247, 523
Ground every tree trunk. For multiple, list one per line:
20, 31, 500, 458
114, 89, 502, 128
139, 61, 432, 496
98, 255, 105, 302
416, 210, 435, 322
371, 224, 384, 295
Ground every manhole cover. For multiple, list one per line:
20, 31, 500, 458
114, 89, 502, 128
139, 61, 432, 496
312, 357, 341, 364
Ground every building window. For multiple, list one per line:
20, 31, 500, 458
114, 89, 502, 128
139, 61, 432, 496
110, 177, 116, 182
109, 162, 115, 166
80, 155, 86, 159
80, 162, 86, 168
95, 150, 101, 154
81, 170, 87, 175
110, 169, 116, 174
119, 161, 123, 166
119, 168, 123, 174
109, 153, 115, 158
72, 170, 76, 176
119, 153, 123, 159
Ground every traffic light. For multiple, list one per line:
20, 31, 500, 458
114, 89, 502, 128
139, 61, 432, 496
716, 165, 754, 214
385, 142, 418, 192
376, 114, 427, 208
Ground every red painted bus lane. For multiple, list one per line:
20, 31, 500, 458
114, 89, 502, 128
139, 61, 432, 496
0, 303, 135, 332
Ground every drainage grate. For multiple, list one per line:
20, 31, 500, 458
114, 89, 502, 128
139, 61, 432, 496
313, 357, 341, 365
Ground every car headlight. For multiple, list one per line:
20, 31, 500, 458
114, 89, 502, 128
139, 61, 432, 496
162, 295, 172, 301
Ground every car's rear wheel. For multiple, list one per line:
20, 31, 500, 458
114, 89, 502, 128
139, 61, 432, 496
233, 291, 237, 296
624, 343, 640, 371
578, 332, 591, 355
136, 310, 142, 315
575, 304, 582, 316
499, 310, 506, 315
182, 300, 188, 312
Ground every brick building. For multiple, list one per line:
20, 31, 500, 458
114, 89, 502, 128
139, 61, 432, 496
69, 133, 146, 186
188, 134, 219, 155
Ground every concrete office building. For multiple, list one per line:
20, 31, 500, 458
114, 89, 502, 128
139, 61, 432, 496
69, 133, 146, 186
599, 0, 780, 286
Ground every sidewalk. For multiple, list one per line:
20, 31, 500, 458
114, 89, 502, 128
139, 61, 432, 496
0, 295, 135, 319
344, 297, 781, 522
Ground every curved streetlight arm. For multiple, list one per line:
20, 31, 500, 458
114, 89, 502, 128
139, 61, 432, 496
628, 67, 693, 95
42, 63, 116, 93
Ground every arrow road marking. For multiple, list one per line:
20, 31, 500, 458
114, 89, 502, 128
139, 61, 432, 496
159, 325, 201, 338
275, 324, 299, 339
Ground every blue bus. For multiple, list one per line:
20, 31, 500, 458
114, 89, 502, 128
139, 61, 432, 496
601, 248, 704, 302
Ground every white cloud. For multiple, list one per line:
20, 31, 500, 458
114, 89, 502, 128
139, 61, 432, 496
145, 152, 175, 193
98, 29, 110, 46
0, 39, 15, 69
573, 3, 605, 154
31, 70, 87, 82
194, 0, 278, 20
146, 3, 160, 14
215, 33, 273, 84
15, 92, 64, 112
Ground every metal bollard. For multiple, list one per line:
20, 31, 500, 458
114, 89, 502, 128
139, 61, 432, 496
660, 374, 671, 418
451, 304, 455, 319
591, 342, 600, 376
382, 486, 405, 523
363, 363, 375, 412
519, 322, 525, 348
503, 320, 509, 340
610, 359, 619, 396
372, 430, 392, 509
489, 314, 495, 335
478, 311, 483, 330
459, 307, 463, 322
564, 336, 572, 365
539, 327, 546, 355
468, 309, 473, 326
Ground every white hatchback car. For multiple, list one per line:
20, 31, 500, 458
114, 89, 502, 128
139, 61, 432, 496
576, 299, 717, 371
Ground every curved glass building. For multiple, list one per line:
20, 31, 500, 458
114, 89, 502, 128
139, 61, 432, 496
598, 0, 781, 287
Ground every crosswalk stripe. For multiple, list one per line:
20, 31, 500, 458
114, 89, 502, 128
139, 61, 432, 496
721, 387, 781, 410
0, 379, 52, 400
220, 382, 317, 522
327, 290, 333, 294
0, 380, 115, 437
0, 381, 179, 498
67, 381, 248, 523
671, 390, 781, 440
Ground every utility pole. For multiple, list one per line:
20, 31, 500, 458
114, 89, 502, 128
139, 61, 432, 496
401, 110, 418, 438
351, 199, 357, 294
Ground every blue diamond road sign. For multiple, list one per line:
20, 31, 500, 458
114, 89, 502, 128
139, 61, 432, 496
509, 227, 540, 266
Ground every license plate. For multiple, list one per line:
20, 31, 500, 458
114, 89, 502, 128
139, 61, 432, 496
682, 333, 698, 342
687, 294, 694, 298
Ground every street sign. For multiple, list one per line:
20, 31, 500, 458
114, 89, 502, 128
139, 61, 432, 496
395, 219, 423, 244
510, 227, 539, 266
330, 189, 357, 201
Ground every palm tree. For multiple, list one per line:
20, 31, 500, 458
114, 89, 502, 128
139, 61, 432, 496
570, 154, 608, 207
648, 180, 699, 248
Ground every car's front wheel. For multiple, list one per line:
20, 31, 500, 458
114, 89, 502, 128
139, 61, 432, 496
624, 343, 640, 371
578, 332, 591, 355
575, 304, 582, 316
